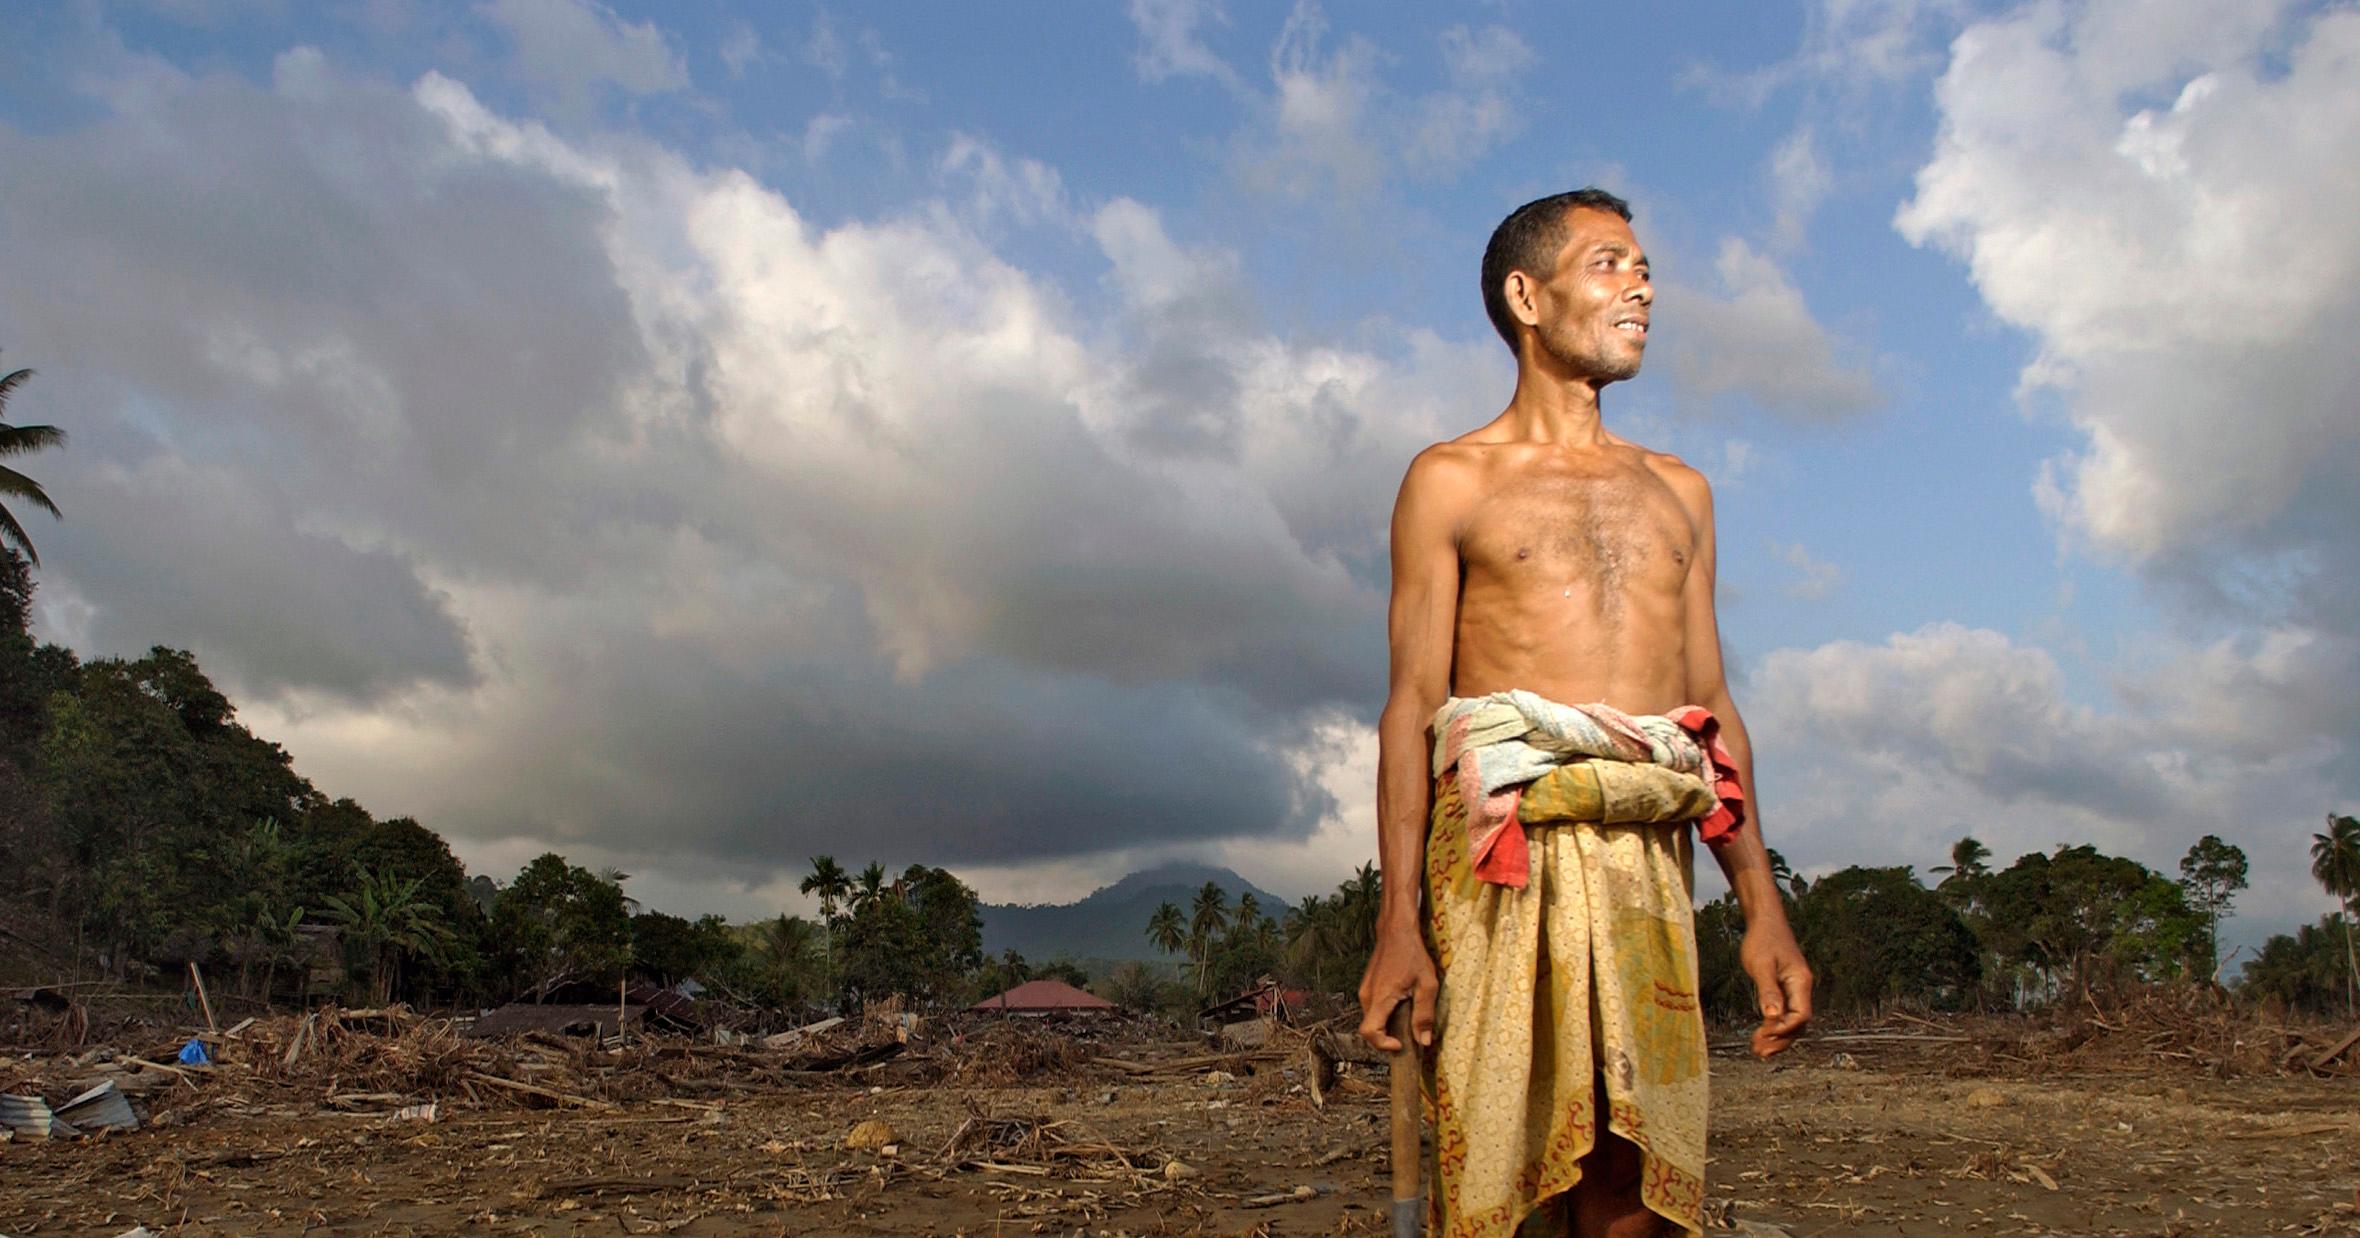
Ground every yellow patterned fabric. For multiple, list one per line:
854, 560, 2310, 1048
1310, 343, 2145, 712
1424, 763, 1710, 1236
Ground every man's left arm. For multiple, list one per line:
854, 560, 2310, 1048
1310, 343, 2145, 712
1670, 464, 1813, 1057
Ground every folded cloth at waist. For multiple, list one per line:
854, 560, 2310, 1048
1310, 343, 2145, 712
1517, 761, 1720, 828
1432, 690, 1747, 888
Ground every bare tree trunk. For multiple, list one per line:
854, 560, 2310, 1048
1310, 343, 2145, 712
2342, 902, 2357, 1019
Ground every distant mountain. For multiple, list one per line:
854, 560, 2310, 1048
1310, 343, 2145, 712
979, 862, 1289, 964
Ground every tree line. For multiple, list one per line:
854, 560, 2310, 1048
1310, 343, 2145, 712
1691, 829, 2358, 1021
1135, 828, 2360, 1026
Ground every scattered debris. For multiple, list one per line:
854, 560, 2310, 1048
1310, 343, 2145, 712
1216, 1019, 1269, 1050
764, 1015, 845, 1049
2307, 1021, 2360, 1071
0, 991, 2352, 1233
845, 1118, 898, 1150
464, 1002, 643, 1040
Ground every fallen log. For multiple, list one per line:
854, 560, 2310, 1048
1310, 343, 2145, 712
536, 1174, 695, 1198
2224, 1121, 2348, 1140
2308, 1023, 2360, 1072
463, 1069, 616, 1111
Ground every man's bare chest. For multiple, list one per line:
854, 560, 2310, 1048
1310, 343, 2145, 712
1458, 470, 1694, 593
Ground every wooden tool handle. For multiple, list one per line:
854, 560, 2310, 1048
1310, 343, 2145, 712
1388, 1000, 1424, 1235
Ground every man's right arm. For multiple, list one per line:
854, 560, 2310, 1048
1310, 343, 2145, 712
1357, 447, 1464, 1052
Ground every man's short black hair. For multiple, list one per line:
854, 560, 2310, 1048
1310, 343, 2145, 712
1480, 188, 1634, 354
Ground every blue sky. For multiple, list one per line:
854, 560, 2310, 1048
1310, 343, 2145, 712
2, 0, 2355, 969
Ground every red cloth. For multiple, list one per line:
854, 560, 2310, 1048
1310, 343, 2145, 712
1666, 706, 1747, 846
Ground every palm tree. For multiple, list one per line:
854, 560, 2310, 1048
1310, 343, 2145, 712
255, 904, 307, 1005
2310, 814, 2360, 1015
1284, 895, 1341, 992
1189, 881, 1229, 943
1231, 891, 1261, 946
852, 862, 889, 913
320, 868, 457, 1005
1146, 901, 1187, 957
752, 914, 826, 1007
1187, 882, 1229, 997
1932, 836, 1991, 881
1932, 835, 1991, 913
595, 866, 640, 914
0, 359, 65, 565
800, 855, 851, 924
978, 947, 1031, 999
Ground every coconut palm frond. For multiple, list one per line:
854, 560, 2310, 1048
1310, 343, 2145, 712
0, 501, 41, 566
0, 424, 66, 457
0, 464, 61, 520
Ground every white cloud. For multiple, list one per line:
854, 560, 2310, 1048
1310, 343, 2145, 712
718, 20, 763, 80
1697, 0, 1965, 106
1401, 25, 1535, 178
1241, 1, 1385, 199
1897, 1, 2359, 569
804, 7, 846, 80
938, 134, 1071, 230
1128, 3, 1537, 199
1767, 125, 1831, 251
1127, 0, 1245, 91
799, 112, 853, 164
476, 0, 686, 115
1770, 540, 1842, 601
1658, 238, 1883, 421
1743, 622, 2346, 935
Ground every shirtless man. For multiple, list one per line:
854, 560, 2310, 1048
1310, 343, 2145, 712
1356, 189, 1812, 1235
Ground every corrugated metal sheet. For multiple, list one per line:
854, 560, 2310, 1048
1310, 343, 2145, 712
55, 1080, 137, 1131
0, 1093, 78, 1139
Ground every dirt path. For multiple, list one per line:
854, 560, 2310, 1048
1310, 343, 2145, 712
4, 1050, 2356, 1234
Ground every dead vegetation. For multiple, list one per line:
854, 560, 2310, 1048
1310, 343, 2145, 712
0, 991, 2354, 1234
1725, 990, 2360, 1083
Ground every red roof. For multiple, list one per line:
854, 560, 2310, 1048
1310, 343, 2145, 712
969, 979, 1117, 1012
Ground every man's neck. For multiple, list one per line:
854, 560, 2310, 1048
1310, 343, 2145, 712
1503, 364, 1610, 447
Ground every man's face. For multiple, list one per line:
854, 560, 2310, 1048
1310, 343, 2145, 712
1524, 208, 1652, 384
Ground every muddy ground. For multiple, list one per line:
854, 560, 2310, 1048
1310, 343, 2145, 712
4, 1037, 2356, 1237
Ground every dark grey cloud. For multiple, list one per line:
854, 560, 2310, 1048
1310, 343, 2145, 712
39, 426, 474, 700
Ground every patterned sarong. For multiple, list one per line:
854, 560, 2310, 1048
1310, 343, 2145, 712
1425, 761, 1711, 1235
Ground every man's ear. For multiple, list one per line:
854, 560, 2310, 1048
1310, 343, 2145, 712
1504, 270, 1540, 329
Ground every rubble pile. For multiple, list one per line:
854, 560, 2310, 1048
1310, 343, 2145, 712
2020, 987, 2360, 1079
0, 1002, 1226, 1139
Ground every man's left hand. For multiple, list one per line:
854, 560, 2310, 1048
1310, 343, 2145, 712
1740, 922, 1812, 1058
